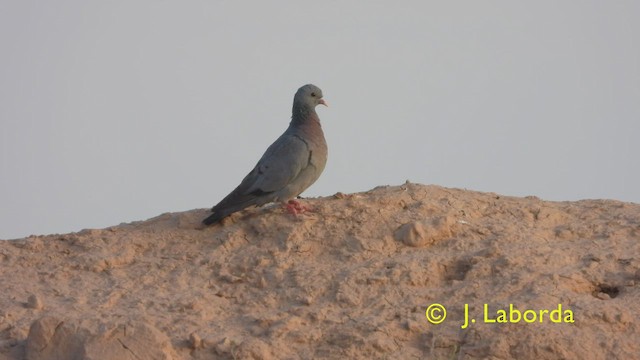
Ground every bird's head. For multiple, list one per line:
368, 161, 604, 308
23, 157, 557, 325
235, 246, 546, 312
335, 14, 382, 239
294, 84, 327, 109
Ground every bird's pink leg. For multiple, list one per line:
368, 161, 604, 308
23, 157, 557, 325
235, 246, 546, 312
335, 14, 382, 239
285, 199, 312, 215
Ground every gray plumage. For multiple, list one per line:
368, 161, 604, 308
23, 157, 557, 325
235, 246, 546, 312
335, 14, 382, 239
203, 84, 328, 225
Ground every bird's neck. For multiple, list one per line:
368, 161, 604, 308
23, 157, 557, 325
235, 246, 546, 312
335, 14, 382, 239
290, 105, 320, 127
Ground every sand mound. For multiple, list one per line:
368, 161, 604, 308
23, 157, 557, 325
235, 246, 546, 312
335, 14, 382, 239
1, 183, 639, 359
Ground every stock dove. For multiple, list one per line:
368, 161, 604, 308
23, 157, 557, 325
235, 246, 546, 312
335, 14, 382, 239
203, 84, 328, 225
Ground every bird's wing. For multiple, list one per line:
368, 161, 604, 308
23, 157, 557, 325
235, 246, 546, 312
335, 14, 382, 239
245, 133, 310, 194
211, 132, 310, 213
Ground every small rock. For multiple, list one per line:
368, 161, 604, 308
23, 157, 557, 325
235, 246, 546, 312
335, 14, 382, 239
189, 332, 202, 349
333, 192, 347, 199
26, 295, 43, 310
214, 337, 238, 356
394, 216, 455, 247
25, 317, 177, 360
300, 295, 314, 306
405, 319, 421, 332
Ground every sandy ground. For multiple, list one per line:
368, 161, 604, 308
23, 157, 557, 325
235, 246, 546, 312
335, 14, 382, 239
1, 183, 639, 359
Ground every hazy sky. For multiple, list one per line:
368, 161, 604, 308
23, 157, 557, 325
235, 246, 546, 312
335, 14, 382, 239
2, 1, 639, 239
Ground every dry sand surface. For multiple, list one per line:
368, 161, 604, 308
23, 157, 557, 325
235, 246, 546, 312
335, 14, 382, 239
1, 183, 640, 359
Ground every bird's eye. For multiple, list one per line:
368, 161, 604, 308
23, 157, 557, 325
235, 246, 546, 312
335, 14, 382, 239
311, 92, 316, 97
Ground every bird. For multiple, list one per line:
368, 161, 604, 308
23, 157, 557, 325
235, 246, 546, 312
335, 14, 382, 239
203, 84, 328, 225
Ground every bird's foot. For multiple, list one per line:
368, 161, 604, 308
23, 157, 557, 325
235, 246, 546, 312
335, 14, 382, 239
285, 199, 311, 215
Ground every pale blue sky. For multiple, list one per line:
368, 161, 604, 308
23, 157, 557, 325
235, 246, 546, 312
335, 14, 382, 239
2, 1, 639, 239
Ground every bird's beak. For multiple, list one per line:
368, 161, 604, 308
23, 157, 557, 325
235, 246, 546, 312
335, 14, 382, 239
319, 99, 328, 107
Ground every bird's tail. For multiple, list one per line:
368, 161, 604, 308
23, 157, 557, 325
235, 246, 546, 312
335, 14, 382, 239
202, 211, 225, 225
202, 192, 270, 226
202, 202, 251, 225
